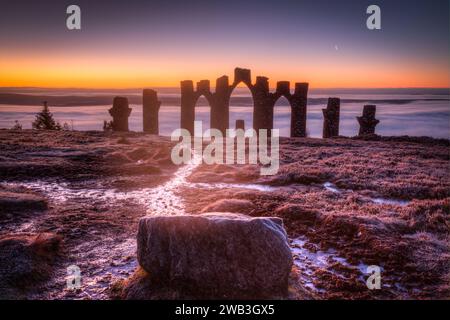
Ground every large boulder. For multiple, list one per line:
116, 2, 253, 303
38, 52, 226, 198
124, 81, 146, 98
136, 213, 293, 299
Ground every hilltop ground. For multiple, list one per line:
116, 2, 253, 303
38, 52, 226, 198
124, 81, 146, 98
0, 129, 448, 299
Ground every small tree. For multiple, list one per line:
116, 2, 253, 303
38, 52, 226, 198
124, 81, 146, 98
32, 101, 61, 130
62, 122, 71, 131
11, 120, 23, 130
103, 120, 113, 132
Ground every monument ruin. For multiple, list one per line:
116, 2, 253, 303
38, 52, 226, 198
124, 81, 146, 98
180, 67, 309, 137
143, 89, 161, 134
357, 105, 380, 136
322, 98, 341, 138
106, 68, 359, 139
109, 96, 132, 132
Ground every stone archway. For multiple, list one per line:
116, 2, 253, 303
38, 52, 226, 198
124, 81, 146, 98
180, 80, 215, 135
273, 95, 291, 137
226, 68, 273, 135
180, 67, 309, 137
272, 81, 309, 137
228, 68, 256, 132
228, 84, 254, 131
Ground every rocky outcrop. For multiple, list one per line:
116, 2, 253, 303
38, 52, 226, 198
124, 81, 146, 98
0, 191, 47, 214
274, 203, 320, 226
134, 213, 293, 299
0, 233, 61, 299
201, 199, 255, 213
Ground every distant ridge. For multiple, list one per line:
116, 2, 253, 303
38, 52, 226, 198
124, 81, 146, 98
0, 93, 448, 107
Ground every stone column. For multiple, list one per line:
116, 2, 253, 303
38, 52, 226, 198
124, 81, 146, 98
143, 89, 161, 134
357, 105, 380, 136
180, 80, 196, 135
197, 80, 210, 96
109, 96, 132, 132
235, 119, 245, 130
233, 67, 252, 87
196, 80, 215, 133
253, 76, 272, 134
290, 83, 309, 137
211, 76, 231, 135
274, 81, 292, 137
322, 98, 340, 138
276, 81, 290, 96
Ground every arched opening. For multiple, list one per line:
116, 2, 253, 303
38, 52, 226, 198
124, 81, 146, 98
194, 95, 211, 137
273, 96, 291, 137
228, 85, 253, 133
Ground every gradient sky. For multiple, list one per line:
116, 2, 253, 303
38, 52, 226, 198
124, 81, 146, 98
0, 0, 448, 88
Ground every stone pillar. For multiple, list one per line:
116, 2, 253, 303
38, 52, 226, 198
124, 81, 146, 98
357, 105, 380, 136
143, 89, 161, 134
322, 98, 340, 138
276, 81, 290, 96
274, 81, 293, 137
211, 76, 231, 135
253, 76, 272, 134
180, 80, 196, 135
290, 83, 309, 137
109, 96, 132, 132
196, 80, 215, 134
197, 80, 210, 95
234, 67, 252, 87
235, 119, 245, 130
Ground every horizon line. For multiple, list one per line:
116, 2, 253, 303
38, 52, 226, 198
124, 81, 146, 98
1, 86, 449, 91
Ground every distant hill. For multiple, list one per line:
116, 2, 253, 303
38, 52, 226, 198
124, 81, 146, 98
0, 91, 448, 107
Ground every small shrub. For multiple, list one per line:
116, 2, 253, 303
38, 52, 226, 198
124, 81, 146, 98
11, 120, 23, 130
62, 122, 71, 131
103, 120, 114, 132
32, 101, 61, 130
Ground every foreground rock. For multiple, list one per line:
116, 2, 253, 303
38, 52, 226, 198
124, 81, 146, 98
128, 213, 292, 299
0, 233, 61, 299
